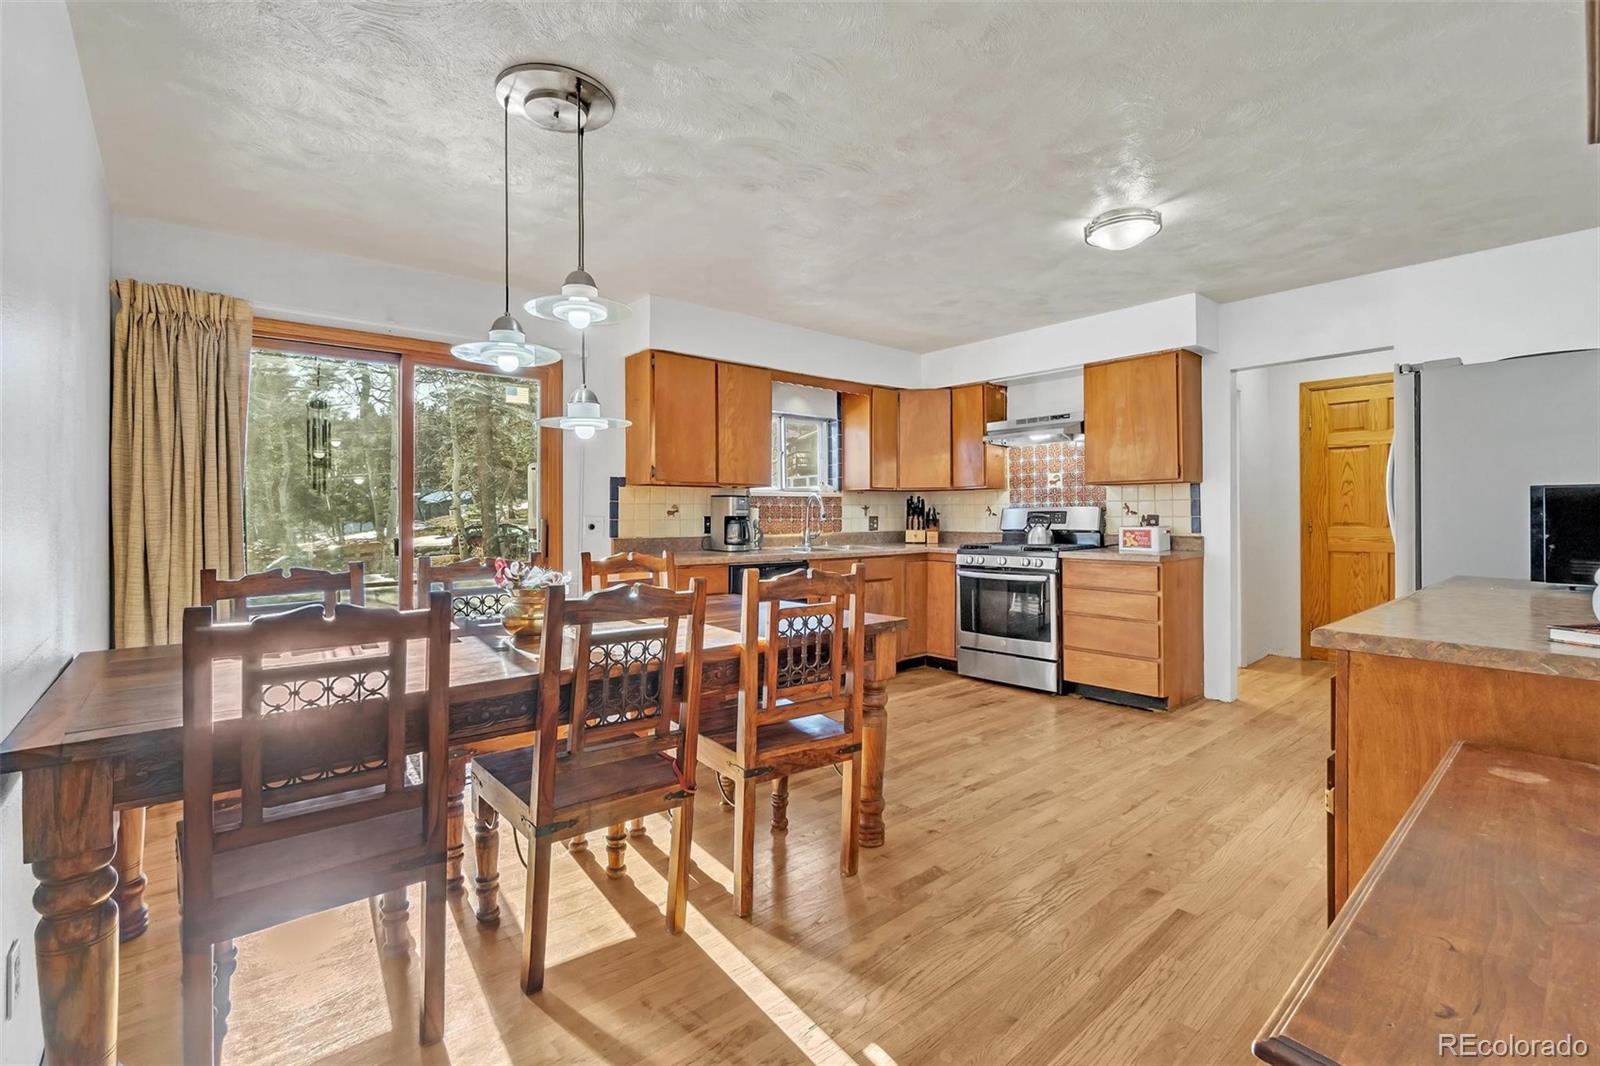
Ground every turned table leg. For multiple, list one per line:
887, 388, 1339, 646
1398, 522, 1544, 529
605, 824, 627, 878
24, 760, 119, 1066
379, 889, 411, 956
860, 630, 897, 849
445, 758, 467, 894
771, 776, 789, 832
471, 797, 500, 925
113, 805, 150, 941
627, 817, 647, 838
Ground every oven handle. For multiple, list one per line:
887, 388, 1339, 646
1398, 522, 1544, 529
957, 569, 1054, 583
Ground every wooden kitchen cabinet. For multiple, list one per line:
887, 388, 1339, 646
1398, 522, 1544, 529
673, 562, 730, 596
625, 350, 773, 487
951, 383, 1007, 490
897, 388, 953, 489
1083, 349, 1203, 485
842, 387, 900, 490
903, 556, 929, 656
1060, 554, 1203, 708
625, 350, 720, 486
925, 555, 956, 660
716, 361, 772, 486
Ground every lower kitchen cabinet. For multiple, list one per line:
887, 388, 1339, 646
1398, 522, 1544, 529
1060, 554, 1203, 709
924, 555, 956, 660
673, 562, 730, 595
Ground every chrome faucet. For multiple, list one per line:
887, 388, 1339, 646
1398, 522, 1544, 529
802, 491, 824, 550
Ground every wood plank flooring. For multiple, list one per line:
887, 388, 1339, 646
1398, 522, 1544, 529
116, 656, 1333, 1065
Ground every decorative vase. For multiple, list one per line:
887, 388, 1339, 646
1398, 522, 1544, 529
501, 586, 547, 646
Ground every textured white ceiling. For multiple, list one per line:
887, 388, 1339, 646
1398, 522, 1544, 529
67, 1, 1600, 352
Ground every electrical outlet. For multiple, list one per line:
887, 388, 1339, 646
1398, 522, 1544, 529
868, 515, 879, 531
5, 939, 19, 1021
703, 515, 711, 534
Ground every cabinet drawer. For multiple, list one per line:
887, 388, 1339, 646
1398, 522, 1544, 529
1061, 615, 1160, 660
1063, 649, 1163, 697
1061, 559, 1160, 593
1061, 587, 1160, 622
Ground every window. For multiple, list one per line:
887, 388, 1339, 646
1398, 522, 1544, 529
764, 382, 840, 493
243, 324, 561, 606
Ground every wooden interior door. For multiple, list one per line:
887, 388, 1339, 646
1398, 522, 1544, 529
1300, 373, 1395, 659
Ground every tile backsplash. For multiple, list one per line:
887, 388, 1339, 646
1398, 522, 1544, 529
611, 445, 1198, 543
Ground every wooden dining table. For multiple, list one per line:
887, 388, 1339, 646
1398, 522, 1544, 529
1, 594, 905, 1066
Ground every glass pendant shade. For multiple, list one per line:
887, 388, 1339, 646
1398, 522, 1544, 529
525, 270, 629, 331
451, 313, 561, 372
537, 382, 630, 438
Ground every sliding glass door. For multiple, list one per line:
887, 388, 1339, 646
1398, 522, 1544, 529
243, 323, 563, 609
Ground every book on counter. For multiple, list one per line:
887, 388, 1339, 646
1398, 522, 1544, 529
1548, 621, 1600, 648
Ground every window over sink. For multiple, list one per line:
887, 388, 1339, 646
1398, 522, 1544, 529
762, 381, 840, 493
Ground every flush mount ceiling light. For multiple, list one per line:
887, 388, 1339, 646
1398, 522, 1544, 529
537, 332, 630, 439
1083, 207, 1163, 251
452, 88, 561, 373
498, 63, 630, 332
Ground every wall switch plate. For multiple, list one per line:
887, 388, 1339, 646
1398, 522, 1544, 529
703, 515, 711, 534
868, 515, 879, 531
4, 939, 19, 1021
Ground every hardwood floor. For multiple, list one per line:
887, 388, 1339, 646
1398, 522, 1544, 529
116, 657, 1332, 1065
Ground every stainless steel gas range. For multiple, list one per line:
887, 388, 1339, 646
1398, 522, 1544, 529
955, 506, 1103, 692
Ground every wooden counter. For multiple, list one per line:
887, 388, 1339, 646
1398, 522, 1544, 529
1313, 577, 1600, 915
1256, 743, 1600, 1066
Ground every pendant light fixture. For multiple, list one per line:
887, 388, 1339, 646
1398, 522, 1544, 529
451, 89, 560, 373
536, 330, 629, 439
497, 63, 629, 332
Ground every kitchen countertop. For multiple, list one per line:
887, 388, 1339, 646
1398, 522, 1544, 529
673, 542, 963, 566
1060, 546, 1206, 564
1311, 576, 1600, 681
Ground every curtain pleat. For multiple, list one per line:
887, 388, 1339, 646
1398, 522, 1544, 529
111, 279, 252, 647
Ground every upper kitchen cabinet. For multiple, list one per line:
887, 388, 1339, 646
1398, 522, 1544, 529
1084, 349, 1203, 485
716, 361, 773, 486
898, 388, 953, 489
842, 386, 900, 490
624, 350, 732, 486
951, 383, 1007, 489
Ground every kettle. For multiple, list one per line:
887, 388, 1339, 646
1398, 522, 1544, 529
1025, 519, 1053, 546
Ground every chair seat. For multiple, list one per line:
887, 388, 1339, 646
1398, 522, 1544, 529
707, 712, 847, 755
472, 746, 685, 825
181, 786, 427, 901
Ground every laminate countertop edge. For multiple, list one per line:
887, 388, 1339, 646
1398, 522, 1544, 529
1311, 576, 1600, 683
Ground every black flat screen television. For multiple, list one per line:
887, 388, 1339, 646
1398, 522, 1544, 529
1531, 484, 1600, 586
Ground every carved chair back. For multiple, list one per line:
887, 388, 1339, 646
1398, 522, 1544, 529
416, 554, 540, 619
735, 564, 866, 756
580, 550, 676, 592
179, 592, 452, 894
528, 581, 708, 805
200, 563, 365, 621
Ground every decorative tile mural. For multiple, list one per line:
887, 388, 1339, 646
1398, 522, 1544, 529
749, 494, 843, 535
1006, 440, 1106, 509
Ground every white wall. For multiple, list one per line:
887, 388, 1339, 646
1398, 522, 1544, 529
0, 2, 113, 1058
1208, 228, 1600, 698
1236, 349, 1401, 665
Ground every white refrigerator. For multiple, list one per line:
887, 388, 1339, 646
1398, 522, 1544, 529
1390, 349, 1600, 593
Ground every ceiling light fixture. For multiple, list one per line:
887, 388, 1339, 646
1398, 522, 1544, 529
1084, 206, 1163, 251
452, 89, 560, 373
537, 331, 629, 439
499, 63, 629, 332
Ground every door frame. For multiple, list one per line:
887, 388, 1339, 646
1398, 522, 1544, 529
1299, 372, 1395, 659
252, 318, 565, 605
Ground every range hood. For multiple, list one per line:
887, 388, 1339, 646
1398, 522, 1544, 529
984, 412, 1083, 446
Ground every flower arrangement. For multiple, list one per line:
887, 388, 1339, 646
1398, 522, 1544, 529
493, 559, 571, 590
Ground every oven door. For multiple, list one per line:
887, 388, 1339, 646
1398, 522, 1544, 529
956, 568, 1058, 660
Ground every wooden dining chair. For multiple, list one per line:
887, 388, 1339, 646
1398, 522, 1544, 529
697, 564, 867, 918
469, 578, 708, 993
416, 553, 541, 618
200, 562, 365, 620
580, 549, 676, 592
577, 549, 677, 839
177, 592, 452, 1063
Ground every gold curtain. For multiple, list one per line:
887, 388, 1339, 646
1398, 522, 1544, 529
111, 279, 252, 647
